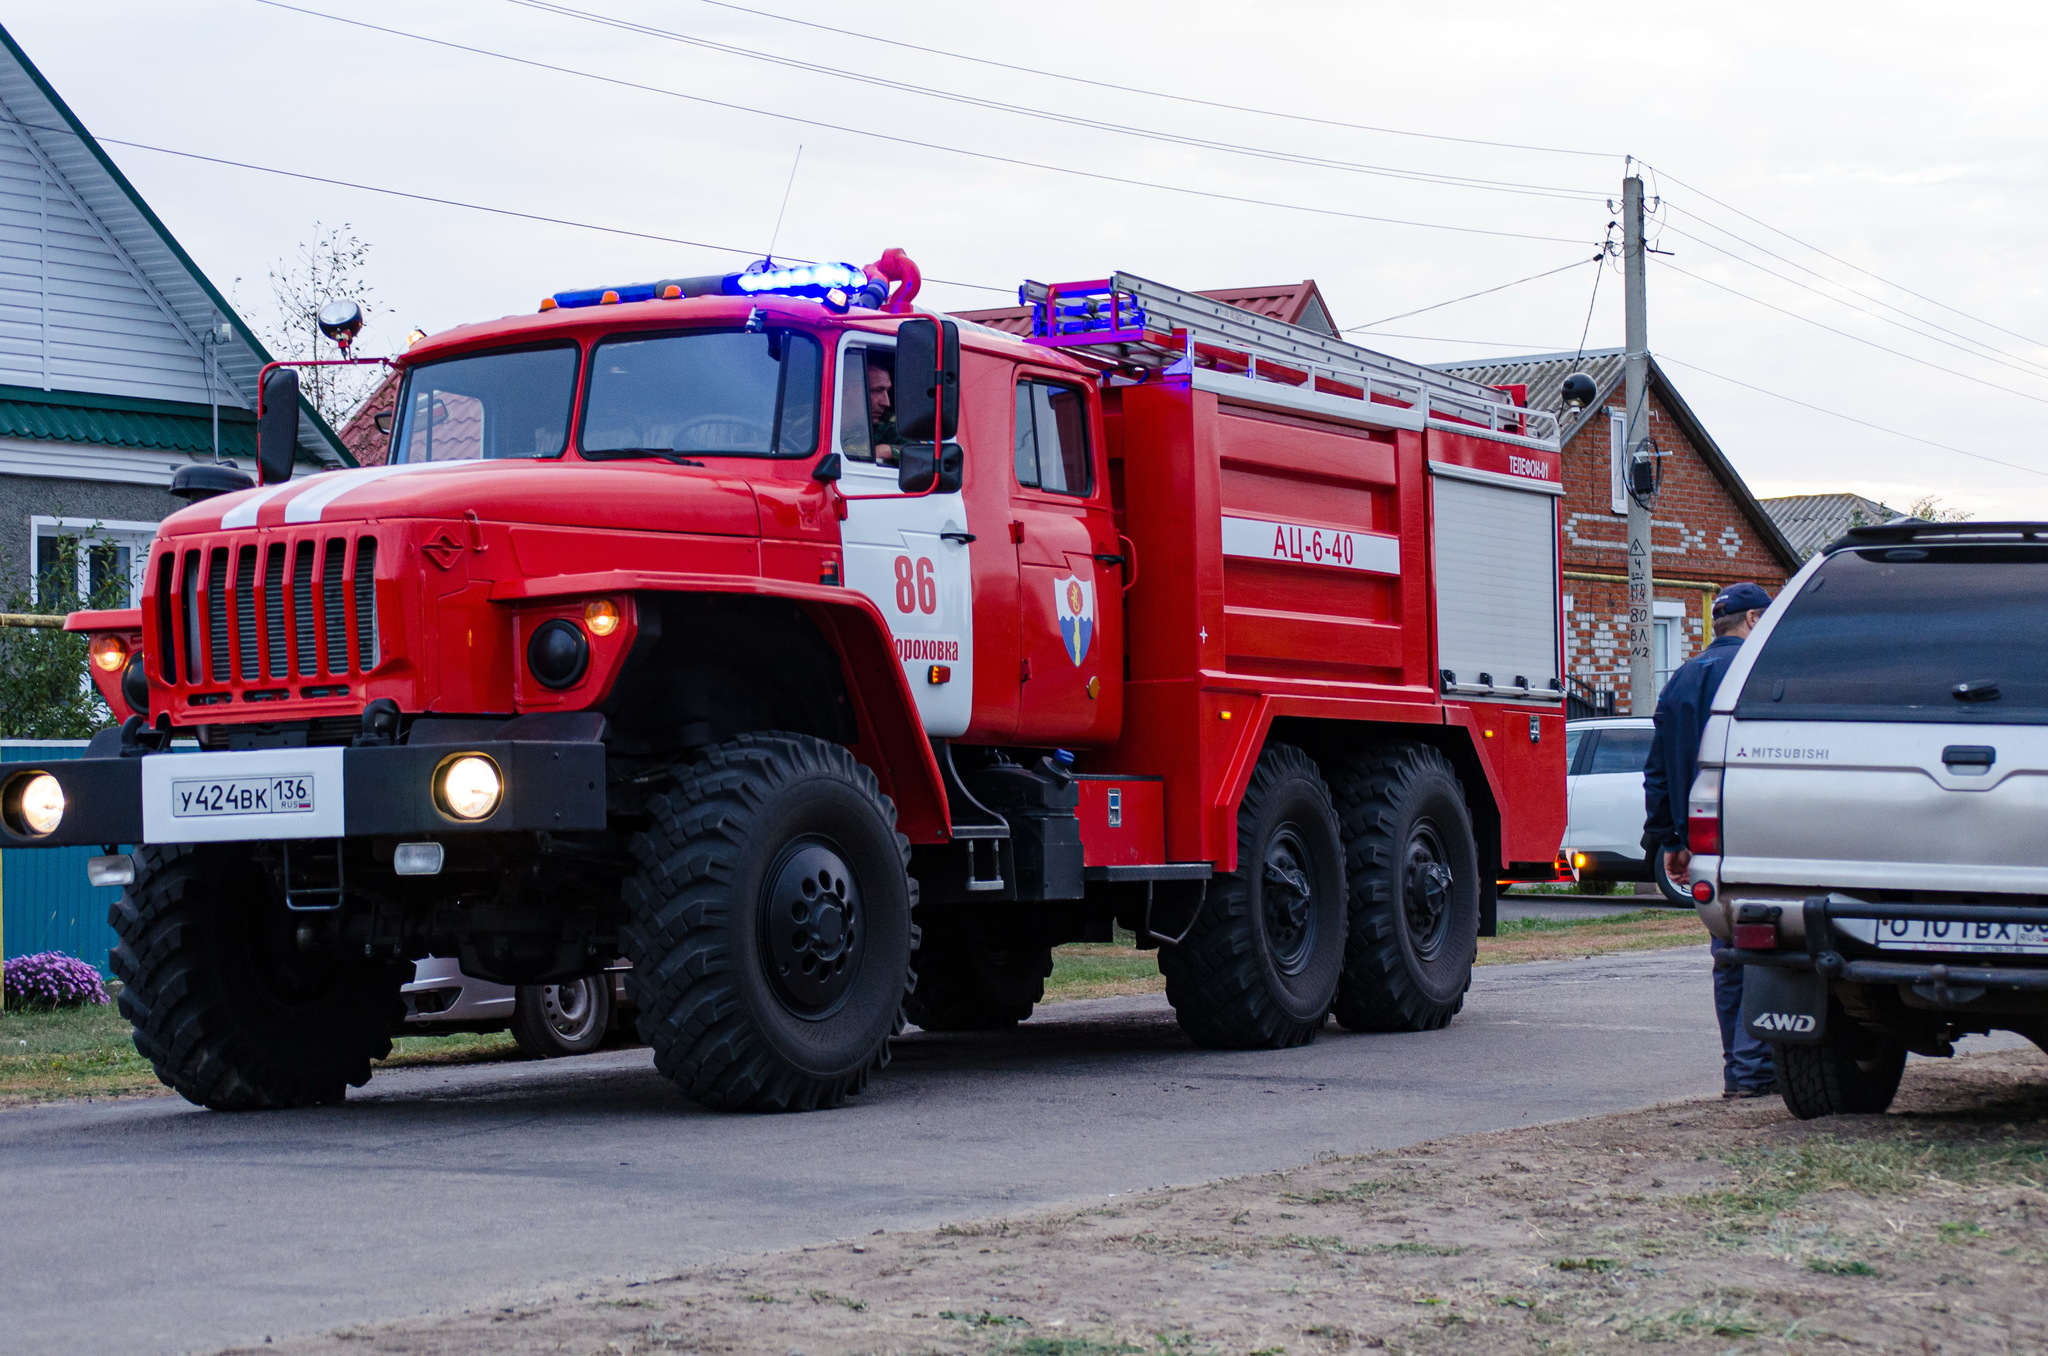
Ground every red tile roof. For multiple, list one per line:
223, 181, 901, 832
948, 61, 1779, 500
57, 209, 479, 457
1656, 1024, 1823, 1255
338, 368, 400, 466
953, 280, 1338, 338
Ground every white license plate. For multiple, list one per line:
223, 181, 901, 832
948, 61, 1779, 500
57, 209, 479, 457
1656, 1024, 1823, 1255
1873, 917, 2048, 955
141, 747, 346, 844
170, 776, 315, 818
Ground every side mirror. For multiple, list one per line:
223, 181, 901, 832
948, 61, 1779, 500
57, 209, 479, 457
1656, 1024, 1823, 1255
894, 317, 959, 443
372, 409, 394, 436
897, 442, 963, 495
258, 367, 300, 486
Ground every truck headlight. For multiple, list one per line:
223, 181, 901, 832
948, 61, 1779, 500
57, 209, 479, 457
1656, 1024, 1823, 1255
5, 771, 65, 837
435, 754, 503, 821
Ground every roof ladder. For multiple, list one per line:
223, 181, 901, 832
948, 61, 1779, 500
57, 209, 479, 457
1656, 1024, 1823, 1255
1018, 271, 1560, 446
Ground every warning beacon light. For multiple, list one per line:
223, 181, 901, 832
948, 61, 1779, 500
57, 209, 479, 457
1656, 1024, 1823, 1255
316, 299, 366, 356
544, 260, 891, 315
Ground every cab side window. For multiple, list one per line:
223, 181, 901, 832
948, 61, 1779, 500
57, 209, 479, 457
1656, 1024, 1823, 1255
839, 347, 873, 461
1014, 380, 1092, 496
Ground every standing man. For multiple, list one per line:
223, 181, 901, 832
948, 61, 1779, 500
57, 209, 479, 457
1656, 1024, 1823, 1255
1643, 581, 1774, 1099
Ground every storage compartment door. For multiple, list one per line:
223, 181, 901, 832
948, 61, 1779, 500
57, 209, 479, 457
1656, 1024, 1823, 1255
1430, 471, 1561, 700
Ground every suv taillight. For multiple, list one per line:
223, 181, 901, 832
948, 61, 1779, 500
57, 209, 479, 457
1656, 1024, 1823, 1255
1686, 766, 1722, 855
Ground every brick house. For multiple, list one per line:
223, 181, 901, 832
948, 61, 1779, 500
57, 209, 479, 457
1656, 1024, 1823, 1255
1437, 348, 1798, 714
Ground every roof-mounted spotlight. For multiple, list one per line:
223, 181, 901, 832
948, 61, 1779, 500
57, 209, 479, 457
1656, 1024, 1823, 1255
317, 300, 366, 356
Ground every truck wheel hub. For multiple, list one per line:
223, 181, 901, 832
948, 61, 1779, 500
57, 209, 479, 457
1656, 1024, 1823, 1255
763, 838, 862, 1016
1403, 825, 1454, 961
1261, 828, 1318, 975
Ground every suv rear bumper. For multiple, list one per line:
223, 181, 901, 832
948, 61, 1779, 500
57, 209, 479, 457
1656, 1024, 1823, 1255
0, 740, 607, 849
1724, 892, 2048, 1000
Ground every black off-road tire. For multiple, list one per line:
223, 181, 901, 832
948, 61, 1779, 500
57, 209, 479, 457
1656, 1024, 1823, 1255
1774, 1023, 1907, 1119
904, 911, 1054, 1031
109, 845, 406, 1110
1159, 743, 1345, 1049
622, 733, 916, 1112
1329, 743, 1480, 1033
510, 973, 613, 1058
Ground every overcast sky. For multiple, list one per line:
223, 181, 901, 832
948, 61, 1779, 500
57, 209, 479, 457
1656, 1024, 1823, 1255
14, 1, 2048, 516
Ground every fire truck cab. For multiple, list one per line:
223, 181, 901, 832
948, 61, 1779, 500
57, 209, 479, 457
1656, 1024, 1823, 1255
15, 254, 1568, 1113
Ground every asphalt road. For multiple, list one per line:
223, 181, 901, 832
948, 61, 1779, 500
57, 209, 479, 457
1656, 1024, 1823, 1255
4, 946, 1734, 1355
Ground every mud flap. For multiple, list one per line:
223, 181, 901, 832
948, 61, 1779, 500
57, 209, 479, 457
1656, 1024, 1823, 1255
1741, 965, 1828, 1045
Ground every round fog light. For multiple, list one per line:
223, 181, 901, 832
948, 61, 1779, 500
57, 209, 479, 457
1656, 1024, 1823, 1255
90, 634, 129, 673
6, 772, 66, 837
436, 755, 503, 821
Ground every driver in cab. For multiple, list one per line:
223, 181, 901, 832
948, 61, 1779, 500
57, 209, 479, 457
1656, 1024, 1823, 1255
866, 354, 900, 467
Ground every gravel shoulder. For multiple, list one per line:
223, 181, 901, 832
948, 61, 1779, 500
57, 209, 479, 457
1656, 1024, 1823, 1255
234, 1046, 2048, 1356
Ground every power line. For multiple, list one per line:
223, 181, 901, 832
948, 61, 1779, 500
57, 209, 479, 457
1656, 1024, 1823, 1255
1660, 354, 2048, 481
252, 2, 1594, 247
1646, 162, 2048, 350
0, 109, 1016, 295
1659, 218, 2048, 385
499, 0, 1607, 204
682, 0, 1619, 161
1663, 262, 2048, 410
1345, 256, 1596, 330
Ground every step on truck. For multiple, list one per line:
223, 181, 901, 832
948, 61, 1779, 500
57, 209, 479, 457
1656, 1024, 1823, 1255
15, 253, 1568, 1112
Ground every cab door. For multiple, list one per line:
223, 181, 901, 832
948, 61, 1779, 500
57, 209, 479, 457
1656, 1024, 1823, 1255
835, 336, 977, 737
1011, 372, 1121, 746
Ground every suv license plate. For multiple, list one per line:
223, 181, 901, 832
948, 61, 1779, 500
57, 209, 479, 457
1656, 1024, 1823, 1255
170, 776, 316, 818
1873, 918, 2048, 955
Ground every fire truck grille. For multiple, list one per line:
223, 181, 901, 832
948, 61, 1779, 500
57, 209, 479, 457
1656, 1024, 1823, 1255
160, 530, 383, 699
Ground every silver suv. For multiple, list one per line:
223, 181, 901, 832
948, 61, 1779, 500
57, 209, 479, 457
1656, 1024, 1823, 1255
1691, 520, 2048, 1118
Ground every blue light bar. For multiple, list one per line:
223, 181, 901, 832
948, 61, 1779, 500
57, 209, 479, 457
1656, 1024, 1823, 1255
546, 260, 886, 313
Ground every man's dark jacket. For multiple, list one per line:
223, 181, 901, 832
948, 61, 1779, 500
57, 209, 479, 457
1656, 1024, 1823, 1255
1642, 634, 1747, 851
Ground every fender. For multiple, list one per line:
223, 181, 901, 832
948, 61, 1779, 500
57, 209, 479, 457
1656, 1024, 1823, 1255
499, 571, 950, 843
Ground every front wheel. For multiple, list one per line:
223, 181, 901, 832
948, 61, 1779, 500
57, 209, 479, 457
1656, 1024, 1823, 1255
511, 974, 614, 1058
1329, 743, 1479, 1033
1159, 743, 1345, 1049
1774, 1022, 1907, 1119
622, 734, 915, 1112
110, 845, 406, 1109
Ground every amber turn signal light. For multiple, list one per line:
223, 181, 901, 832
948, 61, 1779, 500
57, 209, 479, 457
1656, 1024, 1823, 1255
89, 634, 128, 672
927, 664, 952, 685
583, 598, 621, 637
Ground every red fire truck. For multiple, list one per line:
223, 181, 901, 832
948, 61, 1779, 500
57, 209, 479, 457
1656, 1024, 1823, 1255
11, 253, 1568, 1113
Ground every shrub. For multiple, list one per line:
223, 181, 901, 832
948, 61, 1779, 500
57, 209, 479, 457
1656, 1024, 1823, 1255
3, 951, 108, 1009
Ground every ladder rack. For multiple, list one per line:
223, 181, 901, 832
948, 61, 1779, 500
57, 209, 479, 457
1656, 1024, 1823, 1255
1019, 272, 1559, 447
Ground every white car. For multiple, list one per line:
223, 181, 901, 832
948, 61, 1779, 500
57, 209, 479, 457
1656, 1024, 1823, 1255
402, 958, 631, 1058
1563, 717, 1688, 903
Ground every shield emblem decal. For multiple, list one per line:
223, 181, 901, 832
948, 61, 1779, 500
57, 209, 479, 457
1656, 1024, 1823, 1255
1054, 573, 1094, 666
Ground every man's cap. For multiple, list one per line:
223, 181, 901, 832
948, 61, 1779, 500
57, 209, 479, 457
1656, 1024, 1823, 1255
1713, 582, 1772, 618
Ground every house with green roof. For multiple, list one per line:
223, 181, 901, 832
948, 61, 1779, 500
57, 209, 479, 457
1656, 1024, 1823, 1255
0, 23, 348, 613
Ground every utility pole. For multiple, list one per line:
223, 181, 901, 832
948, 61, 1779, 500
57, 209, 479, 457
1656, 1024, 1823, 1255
1622, 172, 1656, 715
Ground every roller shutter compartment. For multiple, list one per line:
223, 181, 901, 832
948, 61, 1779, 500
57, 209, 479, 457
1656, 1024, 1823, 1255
1430, 471, 1561, 701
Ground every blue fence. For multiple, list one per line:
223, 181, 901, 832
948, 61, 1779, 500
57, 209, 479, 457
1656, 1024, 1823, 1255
1, 742, 122, 976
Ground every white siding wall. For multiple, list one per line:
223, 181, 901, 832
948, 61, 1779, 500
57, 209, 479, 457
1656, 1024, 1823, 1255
0, 113, 216, 404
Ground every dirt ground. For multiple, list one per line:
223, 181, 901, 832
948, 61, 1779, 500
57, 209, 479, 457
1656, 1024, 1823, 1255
240, 1047, 2048, 1356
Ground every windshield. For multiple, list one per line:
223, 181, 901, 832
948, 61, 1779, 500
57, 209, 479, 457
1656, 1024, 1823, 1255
390, 344, 578, 463
582, 329, 822, 459
1736, 545, 2048, 723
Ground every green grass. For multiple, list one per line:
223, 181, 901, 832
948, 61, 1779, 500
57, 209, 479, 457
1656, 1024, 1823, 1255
1495, 909, 1669, 935
3, 998, 522, 1104
1689, 1136, 2048, 1221
1045, 932, 1161, 1002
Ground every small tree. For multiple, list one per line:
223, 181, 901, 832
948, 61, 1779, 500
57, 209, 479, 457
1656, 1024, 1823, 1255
258, 222, 387, 428
0, 530, 124, 738
1907, 494, 1973, 523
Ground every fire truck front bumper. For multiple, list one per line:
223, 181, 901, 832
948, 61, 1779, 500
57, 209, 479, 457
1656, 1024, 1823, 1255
0, 741, 607, 849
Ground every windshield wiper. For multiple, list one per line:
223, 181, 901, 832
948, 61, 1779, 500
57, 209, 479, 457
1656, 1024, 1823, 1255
600, 447, 705, 467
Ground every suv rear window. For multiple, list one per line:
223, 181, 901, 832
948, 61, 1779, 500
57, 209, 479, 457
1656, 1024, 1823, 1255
1736, 546, 2048, 723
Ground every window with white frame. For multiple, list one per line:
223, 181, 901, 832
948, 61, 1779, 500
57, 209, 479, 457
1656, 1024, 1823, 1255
31, 517, 156, 611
